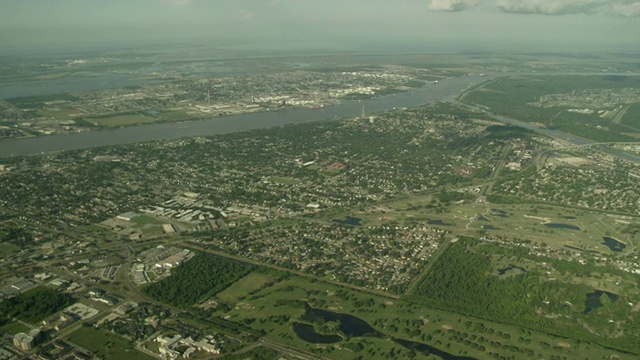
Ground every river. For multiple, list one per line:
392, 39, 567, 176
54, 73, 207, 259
3, 71, 640, 160
0, 73, 488, 157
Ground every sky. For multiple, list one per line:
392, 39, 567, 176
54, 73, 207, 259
0, 0, 639, 54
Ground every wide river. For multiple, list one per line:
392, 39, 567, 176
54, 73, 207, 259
0, 74, 488, 157
3, 72, 640, 160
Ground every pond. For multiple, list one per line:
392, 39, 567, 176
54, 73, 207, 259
477, 215, 490, 222
584, 290, 619, 314
394, 338, 477, 360
482, 225, 499, 230
490, 209, 509, 218
428, 219, 451, 226
602, 237, 626, 252
497, 264, 526, 276
300, 305, 382, 338
292, 322, 342, 344
333, 216, 362, 226
294, 304, 473, 359
561, 216, 577, 220
544, 223, 581, 230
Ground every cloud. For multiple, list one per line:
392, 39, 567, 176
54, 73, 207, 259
612, 0, 640, 16
239, 11, 256, 21
495, 0, 600, 15
428, 0, 479, 12
160, 0, 198, 6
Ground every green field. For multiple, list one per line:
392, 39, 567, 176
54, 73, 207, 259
38, 108, 78, 120
131, 215, 164, 226
219, 346, 281, 360
216, 272, 276, 303
158, 109, 194, 121
0, 242, 20, 254
219, 270, 634, 359
0, 322, 31, 335
67, 326, 155, 360
5, 93, 79, 108
268, 176, 301, 185
623, 103, 640, 128
87, 114, 160, 127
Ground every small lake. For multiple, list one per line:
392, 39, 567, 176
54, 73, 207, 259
294, 304, 473, 359
300, 305, 381, 338
602, 237, 626, 252
482, 225, 499, 230
544, 223, 581, 230
292, 322, 342, 344
333, 216, 362, 226
394, 338, 477, 360
497, 264, 526, 276
490, 209, 508, 218
584, 290, 619, 314
428, 219, 451, 226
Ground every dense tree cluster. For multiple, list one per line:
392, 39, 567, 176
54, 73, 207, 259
0, 287, 74, 323
411, 237, 640, 354
463, 75, 640, 142
144, 253, 252, 308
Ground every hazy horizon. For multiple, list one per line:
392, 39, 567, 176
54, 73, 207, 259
1, 0, 639, 56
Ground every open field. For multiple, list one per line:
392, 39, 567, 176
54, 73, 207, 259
350, 194, 637, 255
131, 215, 164, 226
0, 242, 20, 254
268, 176, 301, 185
158, 109, 194, 121
0, 322, 31, 335
66, 326, 155, 360
38, 108, 78, 120
87, 114, 160, 127
623, 103, 640, 128
216, 271, 276, 303
219, 270, 635, 360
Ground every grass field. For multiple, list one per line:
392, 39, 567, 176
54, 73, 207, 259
88, 114, 159, 127
38, 108, 78, 120
67, 326, 154, 360
379, 194, 636, 254
0, 322, 30, 335
220, 271, 634, 359
0, 243, 20, 254
268, 176, 301, 185
216, 272, 276, 303
131, 215, 164, 226
158, 109, 194, 121
623, 103, 640, 128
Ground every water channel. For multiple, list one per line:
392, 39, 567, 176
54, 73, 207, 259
0, 74, 488, 157
4, 71, 640, 167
